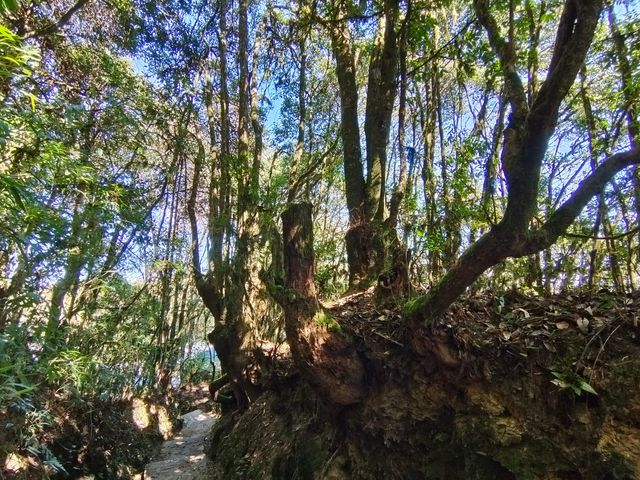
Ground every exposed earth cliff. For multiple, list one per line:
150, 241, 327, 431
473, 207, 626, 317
206, 289, 640, 479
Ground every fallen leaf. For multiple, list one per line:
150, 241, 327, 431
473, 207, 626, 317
556, 321, 570, 330
576, 318, 589, 334
530, 330, 549, 336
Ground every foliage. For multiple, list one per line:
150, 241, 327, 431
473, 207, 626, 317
314, 311, 342, 333
0, 22, 38, 100
550, 369, 598, 396
179, 354, 213, 385
0, 327, 37, 407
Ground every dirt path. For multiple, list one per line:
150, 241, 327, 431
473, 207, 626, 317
144, 409, 216, 479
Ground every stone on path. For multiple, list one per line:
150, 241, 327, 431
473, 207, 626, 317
144, 409, 216, 480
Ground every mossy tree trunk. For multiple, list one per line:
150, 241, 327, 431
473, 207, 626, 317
187, 0, 261, 410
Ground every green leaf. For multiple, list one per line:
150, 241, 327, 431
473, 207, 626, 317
0, 174, 26, 211
551, 378, 570, 389
578, 380, 598, 395
0, 0, 20, 12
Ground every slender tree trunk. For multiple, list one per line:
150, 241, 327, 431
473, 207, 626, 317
608, 7, 640, 287
481, 93, 506, 225
288, 35, 307, 204
46, 193, 87, 342
417, 72, 439, 284
579, 67, 623, 290
328, 9, 369, 288
388, 8, 410, 229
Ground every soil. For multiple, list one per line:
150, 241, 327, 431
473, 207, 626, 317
206, 288, 640, 479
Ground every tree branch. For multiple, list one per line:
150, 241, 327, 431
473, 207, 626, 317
529, 0, 603, 134
473, 0, 528, 122
563, 226, 640, 241
187, 138, 204, 279
287, 137, 339, 204
32, 0, 91, 37
405, 149, 640, 327
518, 148, 640, 255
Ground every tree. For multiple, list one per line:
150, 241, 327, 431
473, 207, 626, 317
327, 0, 405, 288
405, 0, 640, 324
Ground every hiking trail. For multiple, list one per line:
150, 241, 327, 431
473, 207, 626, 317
143, 409, 216, 479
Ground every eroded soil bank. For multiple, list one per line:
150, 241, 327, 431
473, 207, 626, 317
206, 289, 640, 479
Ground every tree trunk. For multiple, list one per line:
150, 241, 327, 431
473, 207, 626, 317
608, 6, 640, 284
364, 0, 400, 224
388, 7, 410, 230
277, 203, 365, 406
329, 0, 401, 288
328, 10, 369, 288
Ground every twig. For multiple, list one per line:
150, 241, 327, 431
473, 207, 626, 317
320, 449, 340, 478
373, 330, 404, 347
563, 226, 639, 241
591, 322, 624, 371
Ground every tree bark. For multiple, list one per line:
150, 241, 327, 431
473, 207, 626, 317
277, 203, 365, 406
328, 9, 369, 288
364, 0, 400, 223
388, 5, 410, 231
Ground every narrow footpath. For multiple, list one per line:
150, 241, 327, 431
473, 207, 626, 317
144, 409, 216, 479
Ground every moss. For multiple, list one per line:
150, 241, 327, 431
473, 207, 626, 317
452, 413, 580, 479
402, 295, 427, 318
610, 362, 640, 392
407, 424, 518, 479
314, 311, 343, 334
